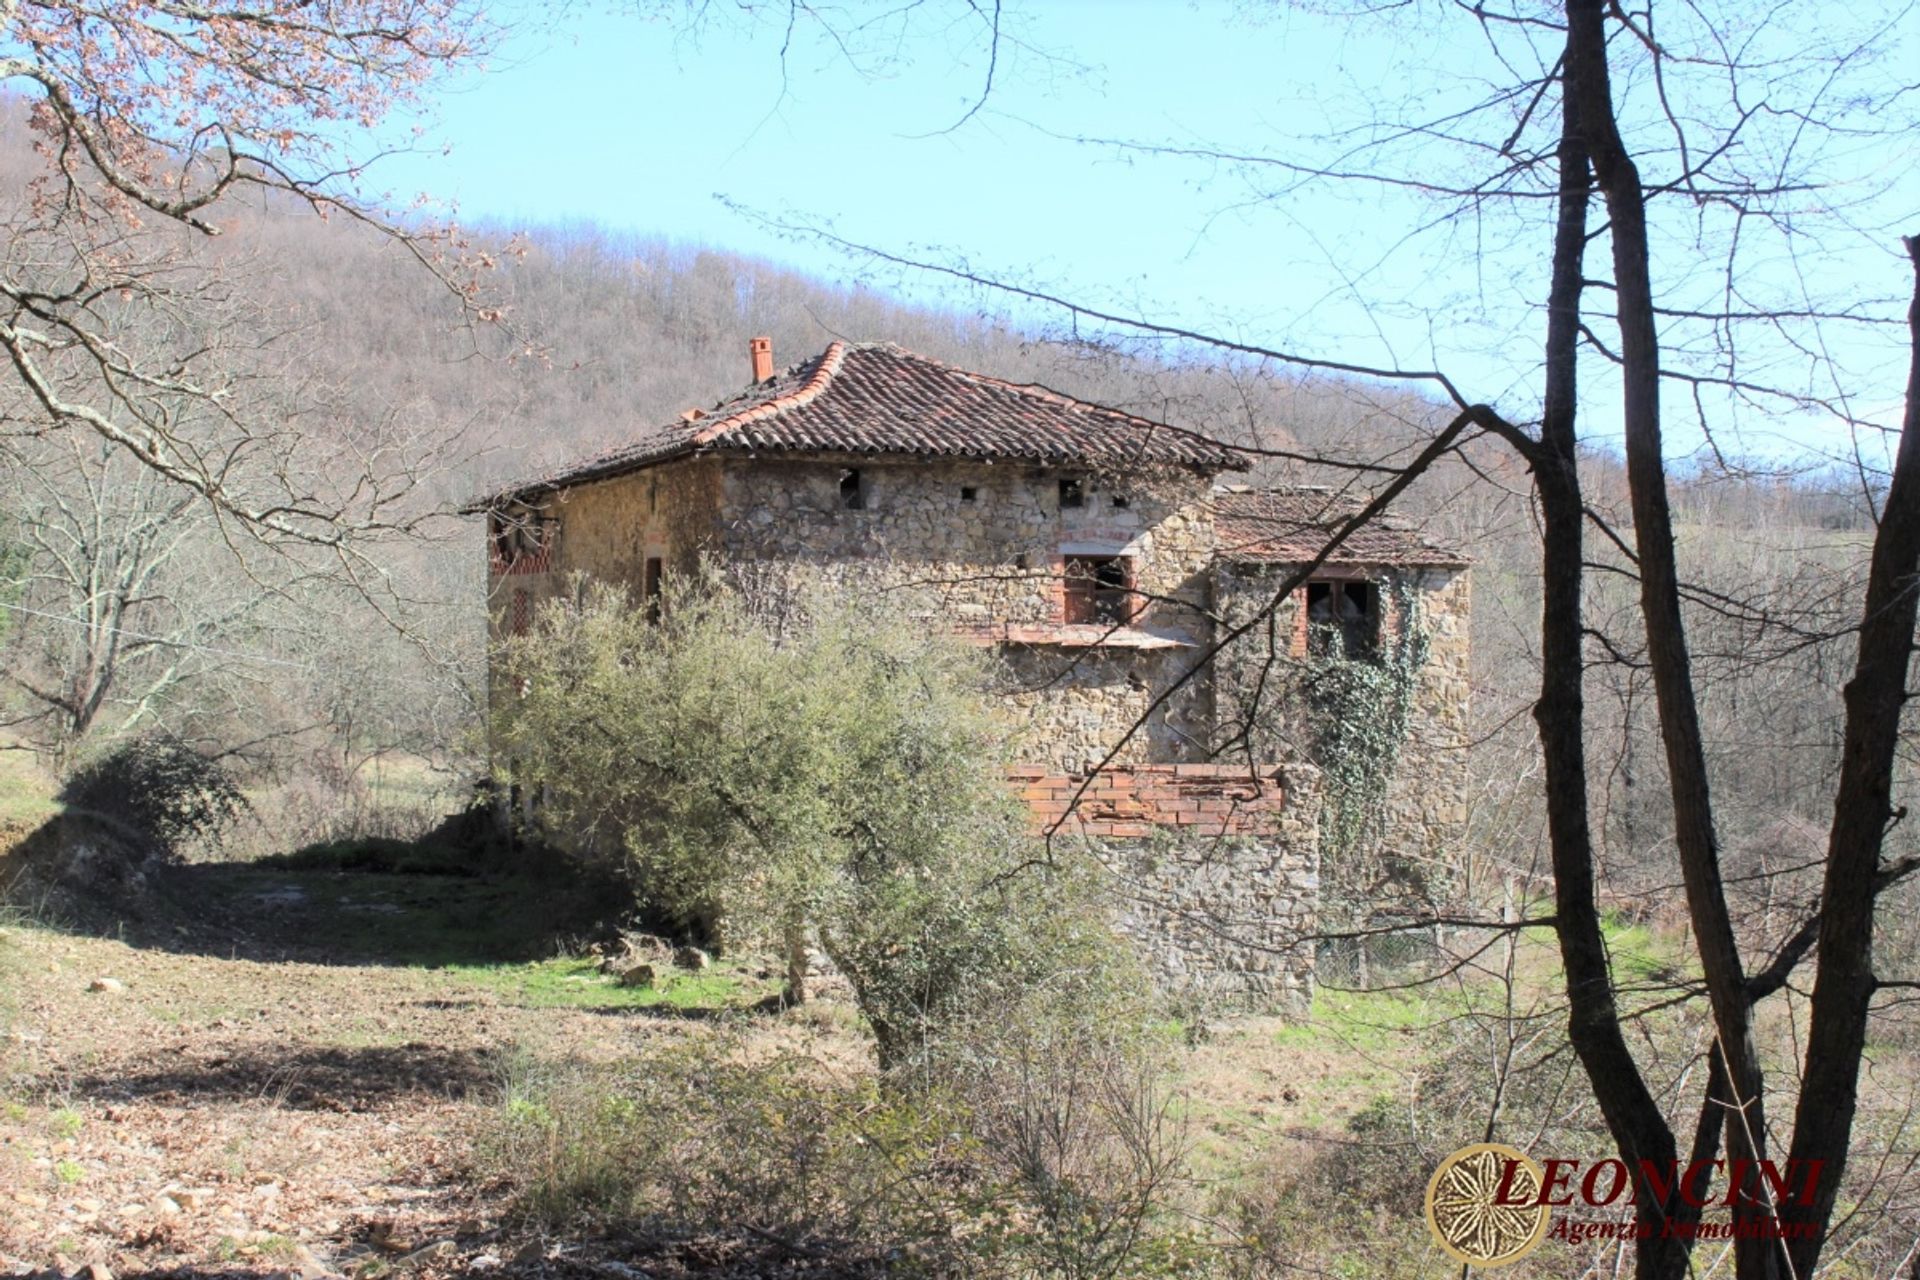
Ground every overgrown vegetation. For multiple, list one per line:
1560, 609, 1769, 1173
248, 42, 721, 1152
493, 572, 1139, 1070
481, 1003, 1201, 1279
58, 733, 248, 860
1297, 589, 1430, 884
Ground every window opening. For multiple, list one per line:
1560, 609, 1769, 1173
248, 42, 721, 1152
1064, 555, 1134, 625
489, 511, 558, 574
643, 557, 663, 623
839, 468, 866, 510
1306, 579, 1379, 659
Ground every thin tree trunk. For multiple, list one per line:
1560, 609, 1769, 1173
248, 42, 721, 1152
1562, 5, 1778, 1272
1531, 73, 1693, 1278
1781, 236, 1920, 1273
782, 916, 809, 1006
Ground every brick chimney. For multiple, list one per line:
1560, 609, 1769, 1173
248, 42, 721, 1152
749, 335, 773, 382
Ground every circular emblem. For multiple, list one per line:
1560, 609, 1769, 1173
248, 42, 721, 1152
1424, 1142, 1552, 1268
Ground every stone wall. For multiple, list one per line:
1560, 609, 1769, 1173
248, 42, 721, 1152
1012, 762, 1322, 1012
484, 456, 723, 631
714, 455, 1220, 769
997, 646, 1211, 771
1212, 562, 1472, 906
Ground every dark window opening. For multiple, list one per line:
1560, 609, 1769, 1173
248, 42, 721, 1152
1064, 554, 1135, 625
1306, 579, 1378, 659
643, 557, 663, 623
1059, 477, 1084, 509
839, 468, 866, 510
960, 485, 978, 502
489, 510, 558, 573
1111, 493, 1129, 509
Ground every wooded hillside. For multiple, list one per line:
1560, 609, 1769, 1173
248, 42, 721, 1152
0, 95, 1885, 887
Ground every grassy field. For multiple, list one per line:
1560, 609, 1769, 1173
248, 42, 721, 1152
6, 746, 1912, 1278
0, 747, 57, 829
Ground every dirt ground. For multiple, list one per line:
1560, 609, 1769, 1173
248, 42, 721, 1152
0, 858, 833, 1280
0, 870, 1348, 1280
0, 845, 1383, 1280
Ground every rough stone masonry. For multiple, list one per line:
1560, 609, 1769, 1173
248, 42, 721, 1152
473, 338, 1471, 1012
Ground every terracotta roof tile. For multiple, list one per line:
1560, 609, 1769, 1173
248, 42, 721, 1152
475, 342, 1247, 506
1214, 486, 1469, 568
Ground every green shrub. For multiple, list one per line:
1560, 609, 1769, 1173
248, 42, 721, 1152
493, 572, 1139, 1070
487, 574, 1204, 1274
59, 732, 247, 859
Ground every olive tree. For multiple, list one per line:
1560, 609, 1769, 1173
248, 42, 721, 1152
491, 572, 1129, 1069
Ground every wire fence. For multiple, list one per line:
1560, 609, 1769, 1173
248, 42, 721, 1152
1314, 921, 1444, 991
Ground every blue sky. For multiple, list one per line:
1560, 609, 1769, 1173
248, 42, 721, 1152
372, 2, 1920, 465
384, 3, 1379, 329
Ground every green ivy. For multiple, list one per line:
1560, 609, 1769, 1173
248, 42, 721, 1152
1297, 586, 1429, 895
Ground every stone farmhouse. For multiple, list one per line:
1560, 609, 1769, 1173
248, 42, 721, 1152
476, 338, 1470, 1009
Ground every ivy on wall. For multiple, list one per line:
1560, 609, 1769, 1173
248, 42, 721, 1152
1295, 585, 1430, 896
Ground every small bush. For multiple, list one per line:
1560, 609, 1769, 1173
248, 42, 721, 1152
481, 1041, 966, 1256
479, 1023, 1206, 1279
59, 733, 247, 859
928, 985, 1203, 1279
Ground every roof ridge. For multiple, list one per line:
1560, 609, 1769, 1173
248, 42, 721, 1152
854, 342, 1252, 462
691, 341, 849, 445
866, 342, 1170, 428
471, 337, 1249, 507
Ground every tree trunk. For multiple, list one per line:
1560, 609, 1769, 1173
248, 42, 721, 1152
1562, 5, 1778, 1272
1531, 68, 1695, 1277
1780, 235, 1920, 1273
782, 916, 809, 1007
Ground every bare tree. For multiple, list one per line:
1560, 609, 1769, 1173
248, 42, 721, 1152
1, 429, 222, 765
734, 4, 1920, 1274
0, 0, 500, 548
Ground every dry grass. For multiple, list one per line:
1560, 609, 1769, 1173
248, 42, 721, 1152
0, 744, 58, 833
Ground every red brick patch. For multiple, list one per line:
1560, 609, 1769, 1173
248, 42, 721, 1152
1009, 763, 1289, 837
